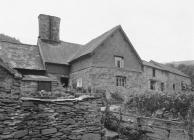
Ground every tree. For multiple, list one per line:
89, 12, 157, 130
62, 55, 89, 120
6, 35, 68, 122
0, 34, 21, 43
177, 64, 194, 87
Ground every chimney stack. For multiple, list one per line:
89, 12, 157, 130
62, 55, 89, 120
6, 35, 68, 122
38, 14, 60, 42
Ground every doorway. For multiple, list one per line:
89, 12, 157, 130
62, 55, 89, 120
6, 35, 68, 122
60, 77, 69, 87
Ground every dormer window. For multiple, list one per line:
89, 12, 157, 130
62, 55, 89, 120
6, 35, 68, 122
115, 56, 124, 68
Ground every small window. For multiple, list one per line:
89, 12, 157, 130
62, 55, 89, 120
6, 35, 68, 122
115, 56, 124, 68
152, 68, 156, 77
161, 82, 165, 91
173, 84, 175, 90
38, 81, 51, 92
77, 78, 82, 88
181, 82, 186, 90
116, 76, 126, 87
150, 80, 156, 90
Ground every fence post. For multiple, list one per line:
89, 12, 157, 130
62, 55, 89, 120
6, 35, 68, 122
118, 108, 122, 136
188, 103, 193, 140
137, 117, 142, 132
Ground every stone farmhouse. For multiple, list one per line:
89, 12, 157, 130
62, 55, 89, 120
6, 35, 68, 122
0, 14, 191, 95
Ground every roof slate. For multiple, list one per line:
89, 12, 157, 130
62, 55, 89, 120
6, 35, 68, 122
69, 25, 120, 61
38, 39, 82, 65
0, 58, 21, 77
0, 41, 44, 70
143, 60, 189, 78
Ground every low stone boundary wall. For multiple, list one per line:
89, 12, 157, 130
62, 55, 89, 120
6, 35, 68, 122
0, 95, 104, 140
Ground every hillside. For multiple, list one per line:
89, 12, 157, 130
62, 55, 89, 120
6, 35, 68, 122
166, 60, 194, 66
166, 60, 194, 87
0, 34, 21, 43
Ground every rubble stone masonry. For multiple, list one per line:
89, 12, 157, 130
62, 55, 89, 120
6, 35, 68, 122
0, 93, 104, 140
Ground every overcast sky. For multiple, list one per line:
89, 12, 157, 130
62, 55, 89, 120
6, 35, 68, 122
0, 0, 193, 62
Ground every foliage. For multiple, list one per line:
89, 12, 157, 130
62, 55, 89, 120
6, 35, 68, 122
125, 91, 194, 119
167, 63, 194, 87
177, 64, 194, 87
110, 91, 125, 104
103, 111, 149, 140
103, 111, 119, 131
0, 34, 21, 43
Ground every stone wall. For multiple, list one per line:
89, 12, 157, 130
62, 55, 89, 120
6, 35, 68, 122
21, 80, 59, 96
0, 66, 21, 96
143, 65, 191, 93
70, 66, 146, 98
0, 93, 104, 140
92, 29, 142, 72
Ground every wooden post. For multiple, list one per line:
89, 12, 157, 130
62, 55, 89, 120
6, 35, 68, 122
118, 108, 122, 136
188, 103, 193, 140
137, 117, 142, 131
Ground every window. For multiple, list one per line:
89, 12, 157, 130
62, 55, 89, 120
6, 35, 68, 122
38, 81, 51, 92
173, 84, 175, 90
150, 80, 156, 90
77, 78, 82, 88
161, 82, 165, 91
181, 81, 186, 90
116, 76, 126, 87
115, 56, 124, 68
152, 68, 156, 77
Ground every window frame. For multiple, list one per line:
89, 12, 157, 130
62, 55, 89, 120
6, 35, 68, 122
116, 76, 126, 87
150, 80, 156, 90
76, 78, 82, 88
161, 82, 165, 91
173, 84, 175, 90
152, 68, 156, 77
114, 56, 124, 68
38, 81, 52, 92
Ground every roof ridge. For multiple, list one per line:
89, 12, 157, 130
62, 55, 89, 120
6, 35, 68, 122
149, 60, 189, 78
84, 25, 121, 46
0, 40, 37, 47
69, 25, 121, 62
61, 40, 83, 46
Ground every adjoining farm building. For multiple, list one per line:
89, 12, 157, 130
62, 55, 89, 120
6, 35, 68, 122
0, 14, 191, 95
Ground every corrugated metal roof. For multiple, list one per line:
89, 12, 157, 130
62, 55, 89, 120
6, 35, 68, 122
38, 39, 82, 64
0, 41, 44, 70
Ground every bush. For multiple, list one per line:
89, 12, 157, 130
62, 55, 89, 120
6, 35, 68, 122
125, 91, 194, 119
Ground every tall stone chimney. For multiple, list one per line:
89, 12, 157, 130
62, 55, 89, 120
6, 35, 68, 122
38, 14, 60, 42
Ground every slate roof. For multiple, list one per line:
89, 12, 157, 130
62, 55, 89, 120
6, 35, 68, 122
22, 75, 57, 81
38, 39, 82, 65
1, 25, 142, 70
0, 58, 21, 77
142, 60, 162, 70
143, 60, 189, 78
0, 41, 44, 70
69, 25, 121, 61
69, 25, 142, 65
38, 26, 122, 64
